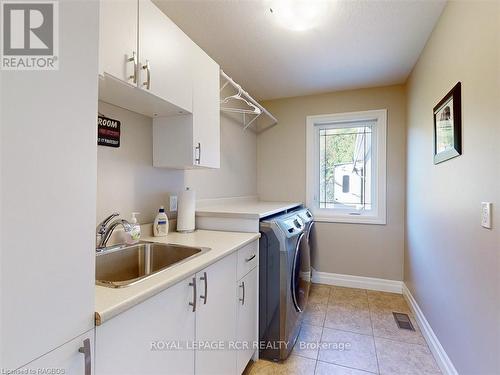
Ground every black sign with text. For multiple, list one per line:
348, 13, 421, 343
98, 114, 120, 148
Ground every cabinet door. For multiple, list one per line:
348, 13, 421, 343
99, 0, 138, 84
153, 114, 195, 169
236, 268, 258, 374
191, 44, 220, 168
96, 277, 196, 375
152, 44, 221, 170
1, 0, 98, 369
19, 331, 94, 375
138, 0, 192, 112
196, 253, 238, 375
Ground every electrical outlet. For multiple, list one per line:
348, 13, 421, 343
481, 202, 492, 229
169, 195, 178, 212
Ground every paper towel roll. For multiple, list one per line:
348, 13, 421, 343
177, 187, 196, 232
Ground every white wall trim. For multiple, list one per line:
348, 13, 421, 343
311, 269, 403, 293
402, 285, 458, 375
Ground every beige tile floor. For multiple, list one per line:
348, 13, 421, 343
244, 284, 441, 375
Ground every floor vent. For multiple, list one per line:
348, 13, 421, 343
393, 312, 415, 331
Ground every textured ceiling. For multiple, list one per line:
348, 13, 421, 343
154, 0, 446, 100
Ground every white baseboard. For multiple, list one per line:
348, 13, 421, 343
402, 284, 458, 375
311, 269, 403, 293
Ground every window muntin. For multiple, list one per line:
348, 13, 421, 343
306, 110, 386, 224
318, 122, 374, 211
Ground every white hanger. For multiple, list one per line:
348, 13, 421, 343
221, 84, 262, 115
219, 69, 277, 133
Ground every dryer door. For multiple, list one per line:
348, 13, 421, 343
291, 233, 308, 312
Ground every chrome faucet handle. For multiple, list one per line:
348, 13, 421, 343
119, 219, 133, 233
97, 219, 133, 249
97, 213, 119, 235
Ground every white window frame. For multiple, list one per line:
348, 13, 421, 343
306, 109, 387, 225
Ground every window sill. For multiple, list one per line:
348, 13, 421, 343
313, 215, 386, 225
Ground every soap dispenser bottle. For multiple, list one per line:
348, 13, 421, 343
128, 212, 141, 244
154, 206, 169, 237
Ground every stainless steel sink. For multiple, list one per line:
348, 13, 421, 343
96, 241, 210, 288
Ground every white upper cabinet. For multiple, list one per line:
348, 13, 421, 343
153, 43, 220, 169
99, 0, 137, 84
138, 0, 192, 112
99, 0, 221, 169
98, 0, 192, 116
191, 45, 221, 168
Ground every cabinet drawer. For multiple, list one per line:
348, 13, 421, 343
237, 240, 258, 280
19, 330, 94, 375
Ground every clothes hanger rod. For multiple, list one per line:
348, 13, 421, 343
220, 69, 278, 126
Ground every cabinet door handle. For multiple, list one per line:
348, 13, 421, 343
78, 338, 91, 375
127, 51, 137, 84
142, 60, 151, 90
200, 272, 208, 304
239, 281, 245, 305
195, 142, 201, 164
245, 254, 256, 262
189, 277, 197, 312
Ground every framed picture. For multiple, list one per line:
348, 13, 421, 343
433, 82, 462, 164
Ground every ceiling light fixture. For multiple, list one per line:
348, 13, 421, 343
268, 0, 328, 32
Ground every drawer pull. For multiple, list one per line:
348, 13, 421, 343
195, 142, 201, 164
245, 254, 256, 262
127, 51, 137, 83
78, 338, 91, 375
189, 277, 197, 312
200, 272, 208, 304
142, 60, 151, 90
239, 281, 245, 305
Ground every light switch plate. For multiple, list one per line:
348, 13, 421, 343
169, 195, 178, 212
481, 202, 492, 229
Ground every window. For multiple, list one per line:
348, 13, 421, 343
306, 109, 387, 224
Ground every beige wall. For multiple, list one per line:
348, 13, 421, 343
185, 113, 257, 199
259, 85, 406, 280
97, 101, 185, 224
97, 102, 257, 224
405, 2, 500, 374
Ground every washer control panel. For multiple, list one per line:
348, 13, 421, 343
277, 215, 304, 238
296, 208, 313, 224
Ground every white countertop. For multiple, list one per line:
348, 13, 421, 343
95, 230, 260, 325
195, 197, 302, 219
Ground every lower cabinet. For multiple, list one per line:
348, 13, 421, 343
95, 277, 196, 375
19, 330, 94, 375
195, 252, 238, 375
95, 240, 259, 375
236, 267, 258, 374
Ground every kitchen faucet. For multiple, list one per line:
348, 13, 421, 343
96, 213, 133, 250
